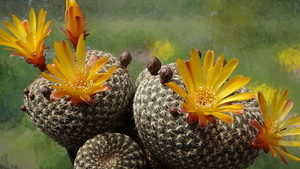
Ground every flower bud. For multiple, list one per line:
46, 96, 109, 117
159, 67, 173, 84
119, 51, 132, 69
147, 56, 161, 75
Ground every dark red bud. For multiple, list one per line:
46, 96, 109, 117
119, 51, 132, 69
20, 105, 27, 112
159, 67, 173, 84
147, 56, 161, 75
41, 86, 51, 99
29, 93, 35, 100
169, 107, 180, 117
23, 88, 30, 95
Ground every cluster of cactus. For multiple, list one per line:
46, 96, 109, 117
18, 46, 264, 168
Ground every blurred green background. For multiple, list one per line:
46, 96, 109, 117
1, 0, 300, 168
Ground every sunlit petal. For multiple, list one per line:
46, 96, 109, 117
177, 58, 194, 94
217, 92, 254, 106
210, 112, 234, 124
212, 58, 239, 92
217, 75, 251, 100
279, 141, 300, 147
189, 48, 202, 87
207, 54, 224, 87
202, 50, 214, 84
280, 116, 300, 129
76, 34, 86, 69
280, 128, 300, 136
165, 82, 188, 99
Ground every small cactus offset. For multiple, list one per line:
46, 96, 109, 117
23, 49, 134, 153
74, 132, 146, 169
133, 50, 263, 168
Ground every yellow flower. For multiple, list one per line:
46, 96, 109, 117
0, 8, 52, 71
41, 34, 116, 106
277, 45, 300, 73
166, 49, 254, 128
150, 40, 175, 60
61, 0, 89, 48
249, 89, 300, 164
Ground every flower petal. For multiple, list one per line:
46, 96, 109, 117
280, 128, 300, 136
280, 116, 300, 129
279, 141, 300, 147
217, 92, 254, 106
165, 82, 188, 99
177, 58, 194, 94
202, 50, 214, 85
50, 90, 70, 101
207, 54, 224, 88
189, 48, 202, 87
216, 75, 251, 101
212, 58, 239, 92
249, 120, 264, 133
76, 34, 86, 69
210, 112, 234, 124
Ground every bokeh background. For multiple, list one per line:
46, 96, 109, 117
1, 0, 300, 168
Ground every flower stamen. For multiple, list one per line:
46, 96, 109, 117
194, 86, 217, 109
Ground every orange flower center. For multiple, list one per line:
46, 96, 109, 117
68, 69, 93, 90
194, 86, 217, 109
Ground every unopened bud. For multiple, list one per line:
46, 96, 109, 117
20, 105, 27, 112
23, 88, 30, 95
41, 86, 51, 99
159, 67, 173, 84
119, 51, 132, 69
169, 107, 180, 117
29, 93, 35, 100
147, 56, 161, 75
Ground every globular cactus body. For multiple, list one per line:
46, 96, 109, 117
74, 132, 146, 169
23, 50, 134, 153
133, 63, 263, 169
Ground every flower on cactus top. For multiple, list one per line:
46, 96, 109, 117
165, 49, 254, 128
0, 8, 52, 71
41, 34, 116, 106
249, 89, 300, 164
61, 0, 89, 48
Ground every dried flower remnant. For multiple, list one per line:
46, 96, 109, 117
61, 0, 89, 48
249, 89, 300, 164
166, 49, 254, 128
0, 8, 52, 71
41, 34, 116, 106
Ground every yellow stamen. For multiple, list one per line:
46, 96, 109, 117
194, 86, 217, 109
